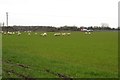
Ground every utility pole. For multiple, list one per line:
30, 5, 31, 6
3, 22, 4, 27
6, 12, 8, 27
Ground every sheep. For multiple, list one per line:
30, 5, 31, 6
12, 32, 15, 34
7, 31, 13, 35
28, 33, 31, 36
88, 32, 91, 34
85, 32, 88, 34
66, 33, 71, 36
41, 33, 47, 36
61, 33, 66, 36
35, 32, 37, 35
54, 33, 61, 36
17, 32, 21, 36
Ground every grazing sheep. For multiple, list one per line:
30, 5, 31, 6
88, 32, 91, 34
7, 31, 13, 35
61, 33, 66, 36
85, 32, 88, 34
28, 33, 31, 36
66, 33, 71, 36
35, 32, 37, 35
54, 33, 61, 36
17, 32, 21, 36
12, 32, 15, 34
41, 33, 47, 36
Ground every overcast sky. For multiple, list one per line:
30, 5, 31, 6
0, 0, 119, 28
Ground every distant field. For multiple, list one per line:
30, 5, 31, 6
2, 32, 118, 78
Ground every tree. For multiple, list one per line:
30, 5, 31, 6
101, 23, 109, 27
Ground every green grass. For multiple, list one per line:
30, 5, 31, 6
2, 32, 118, 78
0, 33, 2, 79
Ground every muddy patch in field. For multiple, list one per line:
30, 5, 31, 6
45, 69, 73, 80
3, 60, 30, 69
3, 60, 73, 79
4, 69, 29, 78
17, 63, 29, 69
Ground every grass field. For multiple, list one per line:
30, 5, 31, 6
0, 33, 2, 79
2, 32, 118, 78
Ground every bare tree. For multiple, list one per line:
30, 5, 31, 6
101, 23, 109, 27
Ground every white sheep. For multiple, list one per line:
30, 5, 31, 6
28, 33, 31, 36
17, 32, 21, 36
12, 32, 15, 34
88, 32, 91, 34
7, 31, 13, 35
66, 33, 71, 36
35, 32, 37, 35
61, 33, 66, 36
54, 33, 61, 36
41, 33, 47, 36
85, 32, 88, 34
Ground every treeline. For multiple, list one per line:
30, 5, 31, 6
1, 25, 119, 32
